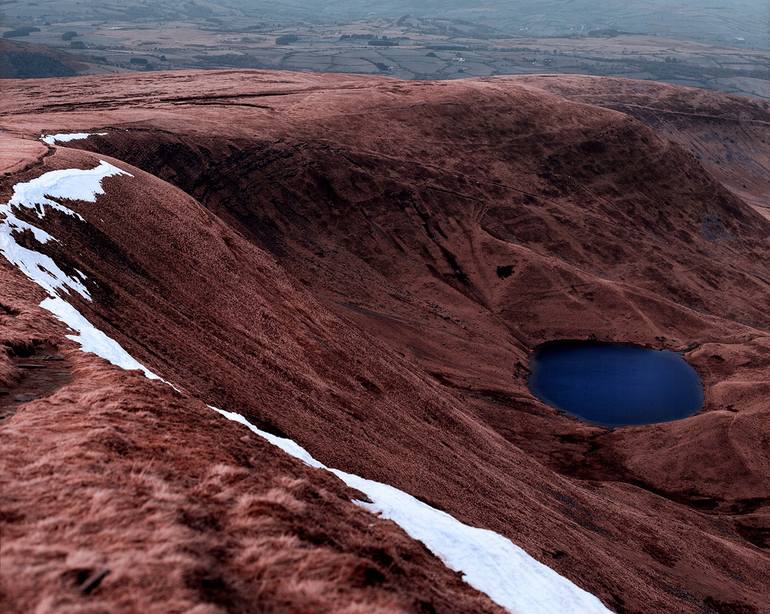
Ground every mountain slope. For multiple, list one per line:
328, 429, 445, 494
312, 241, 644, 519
1, 71, 769, 613
0, 138, 507, 613
515, 75, 770, 220
0, 40, 91, 78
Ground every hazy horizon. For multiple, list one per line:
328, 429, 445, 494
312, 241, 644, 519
2, 0, 768, 98
3, 1, 769, 48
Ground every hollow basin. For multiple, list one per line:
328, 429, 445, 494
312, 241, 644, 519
528, 341, 704, 427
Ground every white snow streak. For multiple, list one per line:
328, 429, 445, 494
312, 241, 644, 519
8, 160, 130, 220
0, 162, 132, 299
210, 406, 612, 614
1, 161, 611, 613
0, 160, 158, 378
41, 296, 159, 380
41, 132, 108, 146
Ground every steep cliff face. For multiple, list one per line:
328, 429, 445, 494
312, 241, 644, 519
1, 71, 768, 613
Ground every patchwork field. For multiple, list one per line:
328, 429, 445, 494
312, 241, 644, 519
2, 2, 769, 98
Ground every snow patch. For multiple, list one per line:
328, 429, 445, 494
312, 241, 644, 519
0, 221, 89, 298
41, 132, 108, 146
0, 160, 157, 378
210, 406, 613, 614
8, 160, 131, 220
40, 296, 159, 379
0, 160, 131, 299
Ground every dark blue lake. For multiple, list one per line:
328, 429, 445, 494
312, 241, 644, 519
529, 341, 704, 427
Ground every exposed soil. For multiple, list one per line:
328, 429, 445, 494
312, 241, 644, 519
0, 342, 71, 421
